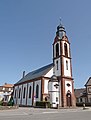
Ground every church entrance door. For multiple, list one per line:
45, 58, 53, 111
66, 92, 72, 107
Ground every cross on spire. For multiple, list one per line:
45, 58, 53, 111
59, 18, 62, 26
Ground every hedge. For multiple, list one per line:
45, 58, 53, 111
76, 102, 91, 107
36, 101, 50, 108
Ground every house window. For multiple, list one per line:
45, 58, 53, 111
89, 98, 91, 103
56, 60, 58, 70
56, 43, 59, 57
23, 87, 26, 98
18, 88, 21, 98
29, 86, 31, 98
64, 43, 68, 57
36, 84, 39, 98
88, 87, 91, 93
76, 98, 79, 103
66, 60, 68, 70
80, 98, 82, 102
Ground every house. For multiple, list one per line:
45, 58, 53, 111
0, 83, 14, 102
13, 22, 76, 108
75, 77, 91, 104
74, 88, 86, 103
85, 77, 91, 103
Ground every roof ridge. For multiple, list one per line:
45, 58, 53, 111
15, 63, 53, 85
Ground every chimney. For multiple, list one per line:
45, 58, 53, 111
23, 71, 25, 78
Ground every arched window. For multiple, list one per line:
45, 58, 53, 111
56, 43, 59, 57
56, 60, 58, 70
64, 43, 68, 57
14, 90, 17, 98
19, 88, 21, 98
23, 87, 26, 98
66, 60, 68, 70
29, 86, 31, 98
36, 84, 39, 98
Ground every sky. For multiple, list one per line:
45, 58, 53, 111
0, 0, 91, 88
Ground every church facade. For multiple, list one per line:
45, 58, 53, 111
13, 23, 76, 108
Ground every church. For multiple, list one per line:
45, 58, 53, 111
13, 22, 76, 108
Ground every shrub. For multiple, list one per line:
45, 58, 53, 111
0, 100, 3, 106
8, 97, 14, 106
36, 101, 50, 108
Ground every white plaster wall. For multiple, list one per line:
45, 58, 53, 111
22, 83, 27, 105
65, 81, 72, 93
44, 79, 49, 94
49, 92, 59, 103
48, 81, 59, 92
44, 68, 53, 77
34, 80, 41, 102
62, 41, 70, 57
27, 82, 33, 106
64, 58, 71, 77
48, 81, 59, 107
54, 41, 61, 58
53, 58, 61, 76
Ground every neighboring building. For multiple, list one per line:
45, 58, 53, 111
75, 77, 91, 104
74, 88, 86, 103
0, 83, 14, 102
13, 22, 76, 108
85, 77, 91, 103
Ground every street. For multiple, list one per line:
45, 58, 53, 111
0, 107, 91, 120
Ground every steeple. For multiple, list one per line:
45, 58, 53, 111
53, 21, 76, 107
56, 19, 66, 39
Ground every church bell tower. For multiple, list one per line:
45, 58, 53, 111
53, 22, 76, 107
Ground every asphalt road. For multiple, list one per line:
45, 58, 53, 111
0, 107, 91, 120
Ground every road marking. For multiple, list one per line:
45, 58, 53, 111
43, 111, 58, 114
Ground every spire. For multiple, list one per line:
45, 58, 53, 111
56, 18, 66, 39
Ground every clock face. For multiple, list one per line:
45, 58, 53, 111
66, 83, 71, 87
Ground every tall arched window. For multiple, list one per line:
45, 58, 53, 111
64, 43, 68, 57
29, 86, 31, 98
36, 84, 39, 98
66, 60, 68, 70
56, 60, 58, 70
14, 90, 17, 98
19, 88, 21, 98
56, 43, 59, 57
23, 87, 26, 98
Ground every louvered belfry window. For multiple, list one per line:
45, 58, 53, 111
56, 43, 59, 57
64, 43, 68, 57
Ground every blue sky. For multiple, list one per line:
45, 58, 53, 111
0, 0, 91, 88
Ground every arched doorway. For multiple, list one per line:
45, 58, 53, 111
66, 91, 72, 107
